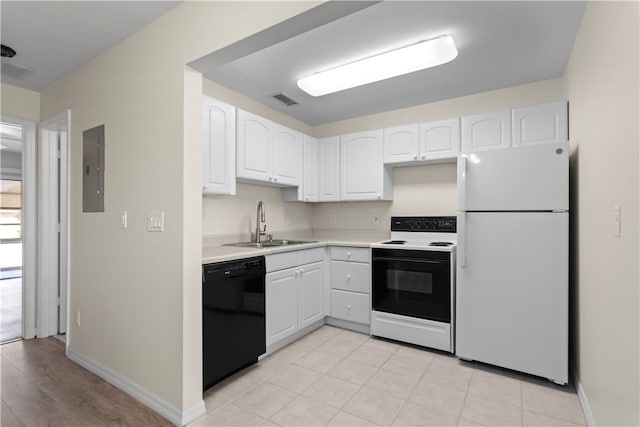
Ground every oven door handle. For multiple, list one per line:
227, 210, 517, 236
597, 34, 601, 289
372, 256, 449, 265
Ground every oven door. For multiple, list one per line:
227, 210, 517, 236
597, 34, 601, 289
372, 248, 451, 323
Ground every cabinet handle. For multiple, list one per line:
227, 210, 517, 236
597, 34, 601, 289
300, 268, 305, 273
347, 304, 352, 310
413, 155, 418, 160
347, 274, 351, 280
304, 197, 308, 201
421, 155, 426, 159
377, 195, 381, 199
274, 177, 278, 182
268, 176, 273, 181
346, 252, 351, 257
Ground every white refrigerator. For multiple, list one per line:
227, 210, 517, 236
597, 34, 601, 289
456, 141, 569, 384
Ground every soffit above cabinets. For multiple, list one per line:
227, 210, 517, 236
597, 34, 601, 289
190, 1, 586, 126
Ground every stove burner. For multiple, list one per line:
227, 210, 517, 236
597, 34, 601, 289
383, 240, 406, 244
429, 241, 453, 247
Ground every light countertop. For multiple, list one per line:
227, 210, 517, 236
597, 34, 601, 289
202, 239, 378, 264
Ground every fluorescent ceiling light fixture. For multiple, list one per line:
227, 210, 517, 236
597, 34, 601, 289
297, 35, 458, 97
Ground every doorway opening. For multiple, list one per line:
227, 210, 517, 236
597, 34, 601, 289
1, 122, 23, 342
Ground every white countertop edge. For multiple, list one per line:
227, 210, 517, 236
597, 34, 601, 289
202, 240, 376, 264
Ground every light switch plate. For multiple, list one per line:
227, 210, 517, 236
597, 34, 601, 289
147, 211, 164, 232
120, 211, 127, 229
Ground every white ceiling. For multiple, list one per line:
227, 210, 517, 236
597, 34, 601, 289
191, 1, 586, 126
0, 1, 181, 92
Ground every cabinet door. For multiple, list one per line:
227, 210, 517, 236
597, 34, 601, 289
512, 101, 567, 147
266, 268, 298, 346
383, 124, 419, 164
302, 135, 318, 202
461, 110, 511, 153
272, 124, 301, 186
203, 97, 236, 195
237, 110, 271, 182
298, 261, 324, 329
419, 117, 460, 161
340, 130, 384, 201
318, 137, 340, 202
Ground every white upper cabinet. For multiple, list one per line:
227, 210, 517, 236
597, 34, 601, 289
340, 130, 393, 201
383, 124, 420, 164
461, 110, 512, 153
237, 110, 271, 181
512, 101, 568, 147
202, 97, 236, 195
318, 137, 340, 202
419, 117, 460, 161
283, 135, 318, 202
271, 123, 301, 186
384, 119, 459, 165
236, 109, 301, 186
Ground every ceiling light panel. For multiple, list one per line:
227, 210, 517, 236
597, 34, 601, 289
297, 35, 458, 97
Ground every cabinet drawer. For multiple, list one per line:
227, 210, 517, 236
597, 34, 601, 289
298, 247, 325, 265
330, 247, 370, 263
266, 252, 298, 273
331, 260, 370, 294
330, 290, 370, 325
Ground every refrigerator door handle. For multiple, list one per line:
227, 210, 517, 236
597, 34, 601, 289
458, 212, 466, 268
458, 156, 467, 211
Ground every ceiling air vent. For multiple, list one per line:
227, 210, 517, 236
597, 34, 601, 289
272, 93, 298, 106
1, 62, 34, 80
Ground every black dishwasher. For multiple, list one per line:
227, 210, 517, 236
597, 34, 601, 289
202, 256, 265, 390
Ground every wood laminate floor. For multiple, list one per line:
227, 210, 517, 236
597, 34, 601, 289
1, 337, 172, 427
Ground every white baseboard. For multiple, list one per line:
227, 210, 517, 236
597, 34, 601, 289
572, 365, 596, 427
66, 346, 206, 426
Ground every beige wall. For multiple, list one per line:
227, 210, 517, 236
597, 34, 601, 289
563, 2, 639, 425
203, 183, 313, 237
39, 1, 318, 414
1, 83, 40, 122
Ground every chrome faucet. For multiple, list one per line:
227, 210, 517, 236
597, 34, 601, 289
255, 201, 267, 243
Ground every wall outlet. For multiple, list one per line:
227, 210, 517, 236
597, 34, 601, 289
75, 310, 80, 327
120, 210, 127, 229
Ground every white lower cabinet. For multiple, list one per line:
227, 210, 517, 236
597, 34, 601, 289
330, 289, 370, 325
328, 246, 371, 327
298, 262, 325, 329
265, 248, 325, 349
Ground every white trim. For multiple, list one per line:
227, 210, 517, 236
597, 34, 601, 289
66, 346, 206, 426
1, 115, 37, 339
573, 365, 596, 427
37, 110, 70, 338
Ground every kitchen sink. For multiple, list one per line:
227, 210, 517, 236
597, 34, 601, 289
223, 239, 318, 248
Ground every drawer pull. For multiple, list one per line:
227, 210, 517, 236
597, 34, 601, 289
347, 252, 351, 257
347, 304, 352, 309
347, 274, 351, 280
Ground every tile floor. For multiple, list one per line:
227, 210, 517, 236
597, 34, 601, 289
193, 326, 587, 426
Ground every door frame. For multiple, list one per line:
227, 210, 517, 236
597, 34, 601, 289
37, 110, 70, 338
1, 115, 37, 339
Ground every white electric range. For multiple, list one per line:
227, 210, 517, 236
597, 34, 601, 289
370, 216, 457, 352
